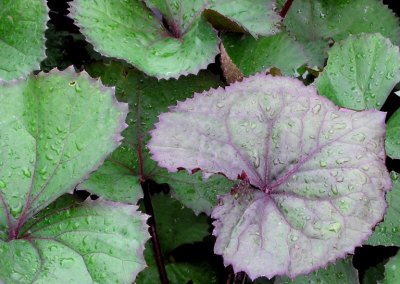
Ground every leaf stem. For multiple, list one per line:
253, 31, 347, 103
233, 272, 247, 284
142, 182, 169, 284
280, 0, 295, 19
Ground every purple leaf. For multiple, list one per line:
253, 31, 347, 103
148, 75, 391, 279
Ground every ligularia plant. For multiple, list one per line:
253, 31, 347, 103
148, 75, 391, 279
3, 0, 400, 283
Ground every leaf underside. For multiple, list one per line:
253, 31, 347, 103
149, 75, 390, 279
71, 0, 280, 79
0, 0, 48, 81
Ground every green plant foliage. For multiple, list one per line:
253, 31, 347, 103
316, 33, 400, 110
383, 252, 400, 284
0, 0, 48, 81
222, 32, 308, 76
279, 0, 400, 66
0, 69, 150, 283
0, 194, 149, 284
367, 172, 400, 246
274, 258, 358, 284
137, 244, 219, 284
71, 0, 280, 79
81, 61, 230, 213
386, 109, 400, 159
155, 171, 233, 215
151, 194, 210, 253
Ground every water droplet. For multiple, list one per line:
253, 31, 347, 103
312, 104, 321, 114
336, 158, 349, 164
331, 185, 339, 195
0, 180, 6, 189
22, 169, 31, 178
328, 222, 341, 233
216, 102, 224, 108
320, 160, 327, 167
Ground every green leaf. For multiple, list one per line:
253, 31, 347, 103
366, 172, 400, 246
281, 0, 400, 66
137, 243, 219, 284
156, 171, 233, 215
152, 193, 210, 254
0, 194, 149, 284
221, 32, 308, 76
71, 0, 280, 79
383, 252, 400, 284
363, 262, 385, 284
386, 109, 400, 160
81, 60, 225, 210
274, 258, 359, 284
316, 33, 400, 110
0, 0, 48, 81
0, 67, 127, 239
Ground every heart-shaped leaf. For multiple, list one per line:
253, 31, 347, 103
70, 0, 280, 79
0, 0, 48, 81
278, 0, 400, 66
316, 33, 400, 111
148, 75, 390, 279
0, 195, 149, 283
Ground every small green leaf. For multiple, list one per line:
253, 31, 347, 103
156, 171, 233, 215
383, 252, 400, 284
274, 258, 358, 284
222, 32, 308, 76
71, 0, 280, 78
0, 195, 149, 284
0, 67, 127, 238
280, 0, 400, 66
0, 0, 48, 81
386, 109, 400, 160
366, 172, 400, 246
316, 33, 400, 110
152, 194, 210, 254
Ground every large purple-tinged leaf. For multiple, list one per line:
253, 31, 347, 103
148, 75, 390, 279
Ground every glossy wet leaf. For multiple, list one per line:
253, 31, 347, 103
279, 0, 400, 66
0, 67, 127, 238
274, 258, 358, 284
316, 33, 400, 110
383, 252, 400, 284
386, 109, 400, 160
156, 171, 234, 215
81, 61, 227, 211
222, 32, 308, 76
0, 0, 48, 81
0, 195, 149, 284
149, 75, 390, 279
71, 0, 280, 79
367, 172, 400, 246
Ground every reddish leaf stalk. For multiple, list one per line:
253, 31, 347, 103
280, 0, 295, 18
142, 182, 169, 284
